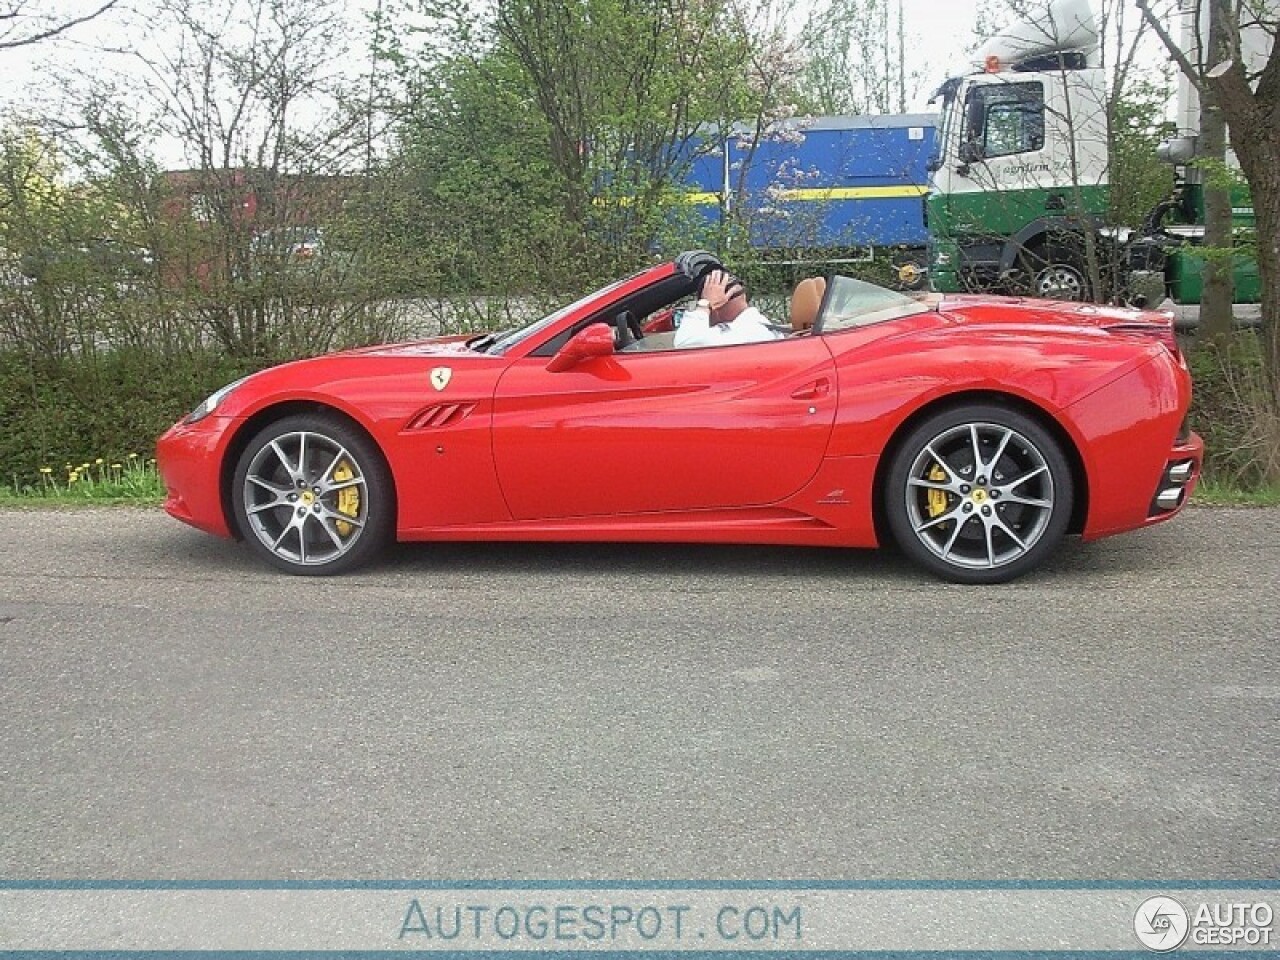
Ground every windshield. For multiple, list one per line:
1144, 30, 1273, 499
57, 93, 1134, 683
817, 276, 933, 333
484, 276, 632, 356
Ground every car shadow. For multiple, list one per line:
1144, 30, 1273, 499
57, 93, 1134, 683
157, 524, 1172, 585
386, 539, 920, 582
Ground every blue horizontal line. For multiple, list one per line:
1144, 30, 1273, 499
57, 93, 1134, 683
1, 879, 1277, 890
0, 953, 1254, 960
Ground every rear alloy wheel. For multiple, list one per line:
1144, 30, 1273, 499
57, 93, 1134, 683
885, 405, 1073, 584
232, 414, 393, 575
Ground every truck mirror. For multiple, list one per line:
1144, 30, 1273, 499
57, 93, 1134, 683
958, 141, 982, 164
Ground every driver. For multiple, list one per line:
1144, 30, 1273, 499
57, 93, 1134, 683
673, 269, 784, 348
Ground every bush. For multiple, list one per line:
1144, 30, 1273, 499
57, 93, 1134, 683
0, 348, 262, 484
1188, 331, 1280, 488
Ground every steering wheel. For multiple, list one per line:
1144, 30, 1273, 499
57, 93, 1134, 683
611, 310, 643, 348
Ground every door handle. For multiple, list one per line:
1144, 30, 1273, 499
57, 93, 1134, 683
791, 378, 830, 401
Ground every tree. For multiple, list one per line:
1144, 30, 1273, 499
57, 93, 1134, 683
797, 0, 920, 115
1136, 0, 1279, 481
493, 0, 799, 267
119, 0, 392, 357
0, 122, 157, 358
0, 0, 118, 51
390, 0, 804, 278
1135, 0, 1279, 345
1107, 76, 1177, 229
378, 48, 583, 306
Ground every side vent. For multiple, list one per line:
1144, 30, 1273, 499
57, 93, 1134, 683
405, 401, 477, 431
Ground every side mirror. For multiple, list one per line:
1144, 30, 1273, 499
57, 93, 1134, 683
546, 322, 615, 372
957, 141, 982, 164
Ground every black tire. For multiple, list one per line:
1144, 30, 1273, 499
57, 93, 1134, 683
884, 404, 1074, 584
231, 413, 394, 575
1021, 240, 1091, 301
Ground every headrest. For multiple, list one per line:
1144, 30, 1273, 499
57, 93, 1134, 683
789, 277, 827, 332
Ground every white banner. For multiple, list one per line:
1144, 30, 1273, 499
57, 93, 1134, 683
0, 886, 1275, 953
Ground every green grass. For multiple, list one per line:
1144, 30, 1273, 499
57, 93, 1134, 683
1192, 479, 1280, 506
2, 456, 165, 506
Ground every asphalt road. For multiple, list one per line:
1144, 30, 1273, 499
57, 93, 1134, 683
1, 506, 1277, 881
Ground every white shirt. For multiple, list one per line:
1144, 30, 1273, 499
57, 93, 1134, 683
672, 305, 784, 349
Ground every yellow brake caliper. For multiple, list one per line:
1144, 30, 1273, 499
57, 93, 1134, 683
926, 464, 950, 518
332, 461, 360, 537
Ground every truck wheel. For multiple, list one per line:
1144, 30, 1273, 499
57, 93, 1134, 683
893, 256, 928, 291
1022, 242, 1090, 301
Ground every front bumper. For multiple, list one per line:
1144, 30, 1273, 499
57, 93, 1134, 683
155, 415, 241, 539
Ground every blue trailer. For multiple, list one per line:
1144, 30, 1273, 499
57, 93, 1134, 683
675, 113, 936, 278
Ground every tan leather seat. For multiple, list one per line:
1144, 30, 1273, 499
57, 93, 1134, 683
789, 277, 827, 332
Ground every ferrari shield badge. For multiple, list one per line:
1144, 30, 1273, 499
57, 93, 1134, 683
430, 367, 452, 391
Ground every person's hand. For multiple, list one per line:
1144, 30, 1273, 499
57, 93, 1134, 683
701, 270, 733, 310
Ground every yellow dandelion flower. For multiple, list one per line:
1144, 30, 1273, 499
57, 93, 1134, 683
81, 462, 90, 470
40, 466, 53, 474
111, 463, 122, 470
95, 458, 105, 465
69, 472, 80, 483
127, 453, 139, 459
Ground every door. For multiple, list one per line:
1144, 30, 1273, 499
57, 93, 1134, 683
491, 336, 837, 520
953, 78, 1051, 236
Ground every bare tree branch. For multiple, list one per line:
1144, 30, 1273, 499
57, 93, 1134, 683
0, 0, 120, 51
1134, 0, 1208, 93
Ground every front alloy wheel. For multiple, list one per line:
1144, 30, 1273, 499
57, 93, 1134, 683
232, 414, 393, 574
885, 405, 1073, 584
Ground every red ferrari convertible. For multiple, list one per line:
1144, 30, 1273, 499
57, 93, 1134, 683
156, 251, 1201, 583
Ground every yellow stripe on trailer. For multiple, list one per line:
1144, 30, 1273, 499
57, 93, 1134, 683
598, 184, 929, 206
776, 185, 929, 201
667, 185, 929, 204
676, 191, 721, 204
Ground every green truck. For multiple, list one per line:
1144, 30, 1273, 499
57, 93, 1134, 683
925, 0, 1264, 305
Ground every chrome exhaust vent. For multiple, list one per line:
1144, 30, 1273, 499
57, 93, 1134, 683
1149, 459, 1197, 516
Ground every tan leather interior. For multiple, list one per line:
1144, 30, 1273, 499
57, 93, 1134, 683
789, 276, 827, 332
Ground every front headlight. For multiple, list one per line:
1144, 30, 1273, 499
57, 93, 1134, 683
186, 377, 248, 424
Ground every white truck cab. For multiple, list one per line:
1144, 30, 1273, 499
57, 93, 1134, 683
927, 0, 1112, 299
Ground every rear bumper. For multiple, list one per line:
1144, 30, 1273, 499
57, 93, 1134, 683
1082, 428, 1203, 541
1071, 347, 1201, 541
